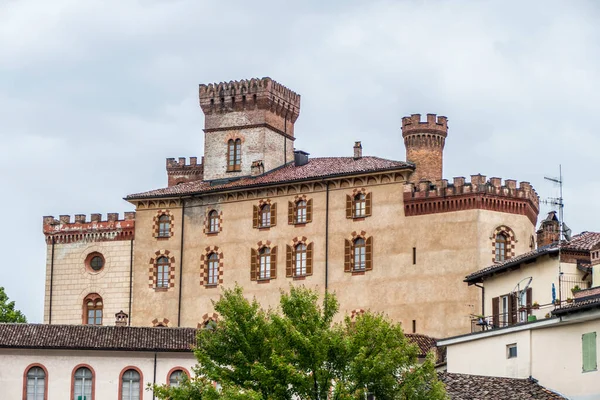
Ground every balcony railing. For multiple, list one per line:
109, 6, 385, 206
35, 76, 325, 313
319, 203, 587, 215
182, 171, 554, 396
559, 273, 590, 301
469, 301, 557, 333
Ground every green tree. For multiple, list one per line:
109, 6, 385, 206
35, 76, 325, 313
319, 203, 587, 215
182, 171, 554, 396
151, 286, 446, 400
0, 286, 27, 323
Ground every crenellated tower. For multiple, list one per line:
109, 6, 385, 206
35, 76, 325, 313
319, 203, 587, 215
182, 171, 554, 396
199, 77, 301, 181
402, 113, 448, 184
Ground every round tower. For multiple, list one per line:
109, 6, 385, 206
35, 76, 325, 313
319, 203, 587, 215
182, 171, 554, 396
401, 113, 448, 184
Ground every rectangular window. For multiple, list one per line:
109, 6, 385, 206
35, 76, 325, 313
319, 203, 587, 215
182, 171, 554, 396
507, 343, 517, 359
260, 255, 271, 280
501, 295, 509, 327
583, 332, 597, 372
157, 265, 169, 288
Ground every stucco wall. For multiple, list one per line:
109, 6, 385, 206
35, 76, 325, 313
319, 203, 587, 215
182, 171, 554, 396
44, 240, 133, 325
0, 348, 196, 400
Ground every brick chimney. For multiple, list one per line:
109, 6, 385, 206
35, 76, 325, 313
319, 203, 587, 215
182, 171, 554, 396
536, 211, 560, 248
353, 141, 362, 159
115, 310, 129, 327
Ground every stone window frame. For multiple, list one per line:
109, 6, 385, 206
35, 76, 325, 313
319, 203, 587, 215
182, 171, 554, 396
226, 138, 242, 172
346, 188, 372, 219
491, 225, 516, 263
118, 366, 143, 400
253, 199, 277, 229
203, 209, 223, 235
250, 240, 277, 282
344, 231, 373, 275
152, 317, 170, 327
84, 251, 105, 274
286, 236, 314, 279
288, 195, 313, 225
200, 246, 224, 287
153, 209, 175, 239
148, 250, 176, 290
71, 364, 95, 400
83, 293, 103, 326
23, 363, 49, 400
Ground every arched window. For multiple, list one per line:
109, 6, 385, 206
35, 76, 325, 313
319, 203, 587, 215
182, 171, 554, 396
296, 200, 307, 224
158, 214, 170, 238
353, 238, 366, 271
73, 366, 93, 400
259, 247, 271, 280
260, 204, 271, 227
207, 253, 219, 285
227, 139, 242, 172
120, 369, 141, 400
295, 243, 307, 277
156, 256, 170, 288
495, 233, 508, 262
208, 210, 219, 233
25, 365, 46, 400
84, 294, 103, 326
354, 193, 366, 217
169, 369, 186, 388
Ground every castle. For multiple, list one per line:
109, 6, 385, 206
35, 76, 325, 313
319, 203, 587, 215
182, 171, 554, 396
42, 77, 540, 338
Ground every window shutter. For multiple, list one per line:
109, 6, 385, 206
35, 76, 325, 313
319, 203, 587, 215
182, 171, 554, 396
365, 192, 372, 216
344, 239, 352, 272
582, 332, 597, 372
306, 242, 313, 276
508, 294, 517, 325
250, 248, 257, 281
365, 236, 373, 271
253, 205, 259, 228
307, 199, 313, 223
492, 297, 500, 327
346, 195, 353, 218
286, 245, 293, 277
526, 288, 532, 315
288, 202, 294, 225
271, 203, 277, 226
270, 246, 277, 279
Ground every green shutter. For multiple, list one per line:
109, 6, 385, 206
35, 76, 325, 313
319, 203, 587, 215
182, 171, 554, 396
582, 332, 597, 372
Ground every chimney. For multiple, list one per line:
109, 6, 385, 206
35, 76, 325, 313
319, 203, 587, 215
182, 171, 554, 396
115, 310, 128, 327
294, 150, 309, 167
536, 211, 560, 248
353, 141, 362, 159
251, 160, 264, 176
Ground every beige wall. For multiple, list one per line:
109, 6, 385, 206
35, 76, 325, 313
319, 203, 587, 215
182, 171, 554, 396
0, 348, 196, 400
44, 240, 133, 325
443, 315, 600, 400
131, 174, 536, 338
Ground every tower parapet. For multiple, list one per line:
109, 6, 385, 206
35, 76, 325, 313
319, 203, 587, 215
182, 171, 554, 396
403, 175, 539, 224
166, 157, 204, 187
43, 212, 135, 244
199, 77, 301, 136
402, 113, 448, 183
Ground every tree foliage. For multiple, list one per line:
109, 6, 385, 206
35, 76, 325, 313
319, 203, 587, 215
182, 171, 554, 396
0, 286, 27, 323
152, 286, 446, 400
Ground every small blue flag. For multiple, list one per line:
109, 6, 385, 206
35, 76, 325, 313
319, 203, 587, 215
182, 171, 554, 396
552, 283, 556, 303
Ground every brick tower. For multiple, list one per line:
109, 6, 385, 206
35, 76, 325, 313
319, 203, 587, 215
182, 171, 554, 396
402, 114, 448, 183
199, 77, 301, 181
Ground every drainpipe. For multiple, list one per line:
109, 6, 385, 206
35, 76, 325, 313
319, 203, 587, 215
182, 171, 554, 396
128, 238, 134, 326
177, 199, 186, 327
48, 236, 55, 324
474, 283, 485, 315
325, 181, 330, 291
152, 352, 157, 400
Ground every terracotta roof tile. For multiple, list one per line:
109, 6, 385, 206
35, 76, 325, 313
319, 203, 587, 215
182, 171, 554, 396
126, 157, 413, 200
405, 333, 437, 357
0, 324, 197, 352
439, 372, 566, 399
553, 296, 600, 316
562, 231, 600, 251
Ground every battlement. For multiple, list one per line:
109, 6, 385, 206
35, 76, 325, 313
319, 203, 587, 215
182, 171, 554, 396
166, 157, 204, 187
403, 175, 540, 224
198, 77, 301, 127
402, 114, 448, 137
43, 212, 135, 244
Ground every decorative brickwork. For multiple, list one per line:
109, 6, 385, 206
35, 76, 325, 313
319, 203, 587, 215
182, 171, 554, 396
151, 318, 170, 327
200, 246, 224, 287
203, 209, 223, 235
404, 175, 539, 225
166, 157, 204, 187
148, 250, 176, 289
491, 225, 516, 263
199, 312, 219, 328
42, 212, 135, 244
286, 237, 313, 278
153, 210, 174, 239
350, 308, 365, 320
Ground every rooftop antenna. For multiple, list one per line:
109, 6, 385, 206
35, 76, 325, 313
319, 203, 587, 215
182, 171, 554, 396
544, 165, 565, 304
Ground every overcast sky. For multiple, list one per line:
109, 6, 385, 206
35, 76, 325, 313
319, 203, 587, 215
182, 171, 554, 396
1, 0, 599, 322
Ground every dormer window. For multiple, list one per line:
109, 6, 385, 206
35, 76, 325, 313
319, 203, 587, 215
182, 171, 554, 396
227, 139, 241, 172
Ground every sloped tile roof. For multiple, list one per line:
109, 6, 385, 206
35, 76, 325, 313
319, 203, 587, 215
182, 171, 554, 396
126, 157, 413, 200
0, 324, 197, 352
465, 231, 600, 283
439, 372, 566, 399
405, 334, 437, 357
553, 296, 600, 316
